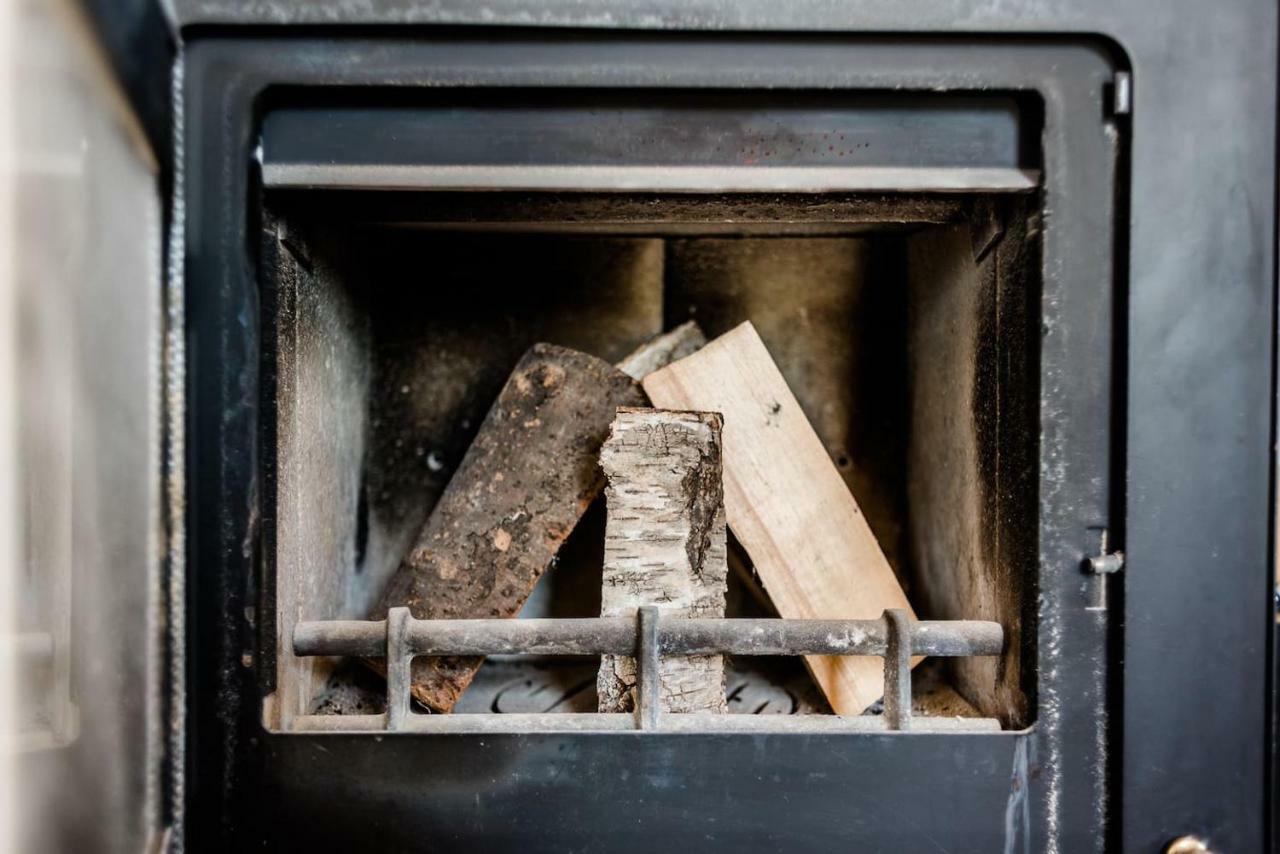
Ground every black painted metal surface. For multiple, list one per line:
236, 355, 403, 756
255, 731, 1026, 852
262, 92, 1033, 171
172, 5, 1278, 848
179, 35, 1134, 852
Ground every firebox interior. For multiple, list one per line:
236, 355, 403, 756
260, 190, 1041, 731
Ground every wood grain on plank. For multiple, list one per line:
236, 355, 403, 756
642, 321, 916, 715
597, 408, 727, 713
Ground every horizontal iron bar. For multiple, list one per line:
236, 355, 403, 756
288, 712, 1002, 735
293, 615, 1003, 659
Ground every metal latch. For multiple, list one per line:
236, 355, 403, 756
1086, 551, 1125, 576
1110, 71, 1132, 116
1085, 529, 1124, 611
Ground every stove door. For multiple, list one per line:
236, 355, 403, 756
3, 0, 173, 851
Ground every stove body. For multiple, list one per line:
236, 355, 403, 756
11, 1, 1277, 852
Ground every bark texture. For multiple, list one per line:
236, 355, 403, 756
373, 343, 645, 712
597, 408, 728, 714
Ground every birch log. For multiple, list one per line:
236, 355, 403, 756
598, 408, 728, 713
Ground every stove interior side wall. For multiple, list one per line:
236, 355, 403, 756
265, 221, 372, 730
905, 200, 1039, 728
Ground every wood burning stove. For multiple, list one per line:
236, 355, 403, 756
9, 1, 1276, 852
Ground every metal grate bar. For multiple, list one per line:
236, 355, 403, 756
881, 609, 913, 731
289, 712, 1002, 734
635, 606, 661, 731
384, 606, 411, 732
291, 607, 1003, 733
293, 613, 1002, 658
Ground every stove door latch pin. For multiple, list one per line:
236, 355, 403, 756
1085, 528, 1124, 611
1110, 71, 1133, 116
1087, 551, 1125, 576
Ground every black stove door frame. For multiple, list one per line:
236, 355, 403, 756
181, 34, 1129, 853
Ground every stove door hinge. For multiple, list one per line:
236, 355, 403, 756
1084, 527, 1124, 611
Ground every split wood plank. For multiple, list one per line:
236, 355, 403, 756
598, 408, 728, 713
642, 321, 916, 715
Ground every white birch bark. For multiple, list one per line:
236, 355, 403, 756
598, 408, 727, 713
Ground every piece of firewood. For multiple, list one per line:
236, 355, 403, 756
614, 320, 706, 380
373, 344, 646, 712
370, 325, 706, 713
597, 408, 728, 714
642, 321, 917, 715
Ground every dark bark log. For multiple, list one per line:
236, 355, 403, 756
372, 343, 645, 712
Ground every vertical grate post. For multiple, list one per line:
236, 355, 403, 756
635, 606, 661, 730
882, 609, 913, 731
385, 607, 412, 731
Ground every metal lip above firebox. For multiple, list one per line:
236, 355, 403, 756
262, 162, 1040, 193
259, 89, 1042, 193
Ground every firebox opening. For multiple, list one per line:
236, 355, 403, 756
260, 190, 1040, 732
